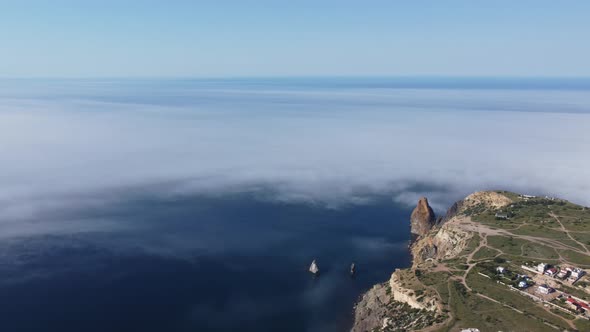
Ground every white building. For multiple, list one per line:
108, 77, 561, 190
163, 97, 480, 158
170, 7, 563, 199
495, 212, 509, 220
537, 285, 554, 294
518, 281, 528, 288
557, 269, 569, 279
571, 268, 586, 279
537, 263, 548, 273
496, 266, 506, 274
544, 267, 558, 277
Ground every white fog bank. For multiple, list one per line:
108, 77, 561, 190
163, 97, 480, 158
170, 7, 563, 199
1, 79, 589, 227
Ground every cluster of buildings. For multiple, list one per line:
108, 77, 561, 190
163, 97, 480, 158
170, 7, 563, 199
514, 263, 588, 297
536, 263, 586, 283
517, 194, 559, 201
494, 263, 590, 318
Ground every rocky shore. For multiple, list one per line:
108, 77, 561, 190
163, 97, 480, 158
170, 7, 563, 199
352, 190, 590, 332
351, 282, 439, 332
351, 192, 505, 331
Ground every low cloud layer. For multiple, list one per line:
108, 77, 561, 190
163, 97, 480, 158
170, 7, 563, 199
1, 79, 589, 236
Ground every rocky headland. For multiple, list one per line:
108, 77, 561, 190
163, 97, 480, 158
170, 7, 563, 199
352, 190, 590, 332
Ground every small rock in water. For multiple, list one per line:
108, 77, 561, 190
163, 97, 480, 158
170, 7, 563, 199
309, 259, 319, 275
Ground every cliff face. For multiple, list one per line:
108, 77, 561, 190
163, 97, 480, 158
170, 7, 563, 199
352, 262, 442, 331
411, 222, 471, 265
351, 283, 392, 332
352, 278, 440, 332
389, 269, 439, 312
442, 199, 463, 223
410, 197, 436, 237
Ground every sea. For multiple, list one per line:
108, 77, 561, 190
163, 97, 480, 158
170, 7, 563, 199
1, 77, 589, 331
0, 192, 412, 332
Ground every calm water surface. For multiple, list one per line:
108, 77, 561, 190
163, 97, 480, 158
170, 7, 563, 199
0, 193, 412, 332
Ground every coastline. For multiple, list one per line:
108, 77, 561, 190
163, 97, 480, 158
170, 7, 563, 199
351, 190, 590, 332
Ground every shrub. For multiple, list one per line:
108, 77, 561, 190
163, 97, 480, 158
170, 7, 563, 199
494, 257, 506, 263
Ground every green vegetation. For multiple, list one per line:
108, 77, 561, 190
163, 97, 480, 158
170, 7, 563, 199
396, 269, 426, 292
558, 249, 590, 266
574, 318, 590, 331
511, 224, 570, 241
461, 233, 481, 255
462, 203, 488, 218
380, 300, 440, 331
571, 232, 590, 247
441, 280, 558, 332
561, 214, 590, 233
550, 308, 575, 320
558, 239, 587, 251
561, 283, 590, 302
521, 242, 560, 259
417, 271, 451, 287
472, 246, 501, 260
444, 257, 468, 271
485, 235, 565, 260
486, 235, 528, 255
494, 190, 522, 201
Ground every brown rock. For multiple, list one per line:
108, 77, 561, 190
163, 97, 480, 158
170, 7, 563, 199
410, 197, 436, 237
441, 199, 463, 224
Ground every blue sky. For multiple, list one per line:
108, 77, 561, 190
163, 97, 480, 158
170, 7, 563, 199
1, 1, 589, 78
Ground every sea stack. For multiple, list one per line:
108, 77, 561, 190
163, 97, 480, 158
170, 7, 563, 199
410, 197, 436, 238
309, 259, 319, 275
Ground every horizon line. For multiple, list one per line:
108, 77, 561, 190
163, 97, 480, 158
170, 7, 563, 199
2, 75, 590, 81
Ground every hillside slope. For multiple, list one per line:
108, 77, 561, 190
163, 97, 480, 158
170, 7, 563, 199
352, 191, 590, 332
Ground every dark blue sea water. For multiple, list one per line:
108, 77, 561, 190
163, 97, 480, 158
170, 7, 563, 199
0, 192, 412, 332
